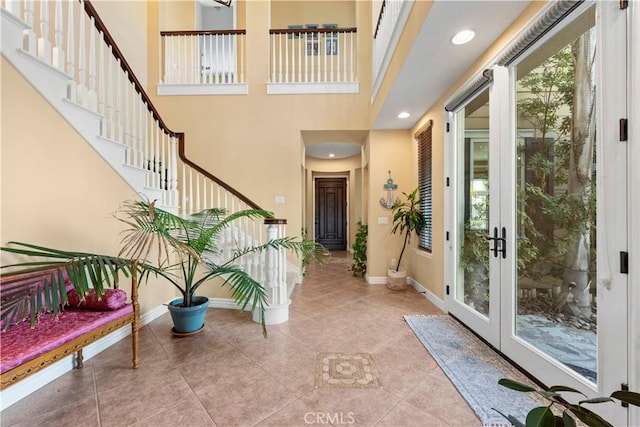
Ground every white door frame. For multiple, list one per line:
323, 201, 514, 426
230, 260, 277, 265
445, 1, 631, 423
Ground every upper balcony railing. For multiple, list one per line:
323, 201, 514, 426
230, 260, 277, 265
268, 27, 358, 94
372, 0, 413, 101
158, 29, 247, 95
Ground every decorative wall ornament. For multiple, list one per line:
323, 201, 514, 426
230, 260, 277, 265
379, 170, 400, 209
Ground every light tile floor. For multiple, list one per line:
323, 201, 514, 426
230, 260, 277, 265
1, 252, 480, 426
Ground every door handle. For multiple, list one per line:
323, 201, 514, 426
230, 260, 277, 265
485, 227, 507, 259
485, 227, 499, 258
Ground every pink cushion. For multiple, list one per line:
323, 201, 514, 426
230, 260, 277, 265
0, 305, 133, 374
66, 288, 127, 311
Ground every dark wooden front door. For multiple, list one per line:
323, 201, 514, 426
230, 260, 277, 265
315, 178, 347, 250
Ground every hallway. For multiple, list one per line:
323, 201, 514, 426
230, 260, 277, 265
1, 252, 480, 426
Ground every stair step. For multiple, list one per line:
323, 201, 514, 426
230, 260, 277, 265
1, 7, 161, 205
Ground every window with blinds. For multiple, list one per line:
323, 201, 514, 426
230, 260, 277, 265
416, 120, 433, 251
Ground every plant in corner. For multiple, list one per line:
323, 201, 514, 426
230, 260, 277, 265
495, 378, 640, 427
387, 188, 426, 291
349, 219, 367, 277
1, 200, 320, 337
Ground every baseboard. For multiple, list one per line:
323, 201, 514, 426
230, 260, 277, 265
208, 297, 245, 311
407, 277, 446, 312
0, 304, 168, 412
365, 274, 388, 285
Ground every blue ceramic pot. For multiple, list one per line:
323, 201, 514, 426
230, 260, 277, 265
167, 296, 210, 334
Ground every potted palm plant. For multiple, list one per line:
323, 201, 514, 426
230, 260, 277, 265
1, 199, 321, 336
387, 188, 426, 291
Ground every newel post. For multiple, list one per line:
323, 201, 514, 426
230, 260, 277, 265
253, 218, 289, 325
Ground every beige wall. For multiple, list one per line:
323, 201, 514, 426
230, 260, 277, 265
365, 130, 413, 279
0, 59, 174, 315
271, 0, 356, 29
147, 0, 373, 264
160, 0, 197, 30
92, 1, 148, 87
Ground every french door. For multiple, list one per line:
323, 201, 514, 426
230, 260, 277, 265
446, 1, 628, 423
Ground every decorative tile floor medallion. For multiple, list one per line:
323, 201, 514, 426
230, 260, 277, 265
315, 352, 380, 388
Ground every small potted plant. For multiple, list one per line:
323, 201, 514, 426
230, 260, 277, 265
387, 188, 426, 291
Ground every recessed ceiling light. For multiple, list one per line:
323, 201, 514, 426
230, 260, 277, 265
328, 153, 336, 158
451, 29, 475, 45
397, 112, 411, 119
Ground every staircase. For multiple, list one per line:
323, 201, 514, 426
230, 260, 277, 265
1, 0, 298, 322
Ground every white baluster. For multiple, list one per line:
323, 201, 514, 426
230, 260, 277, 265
189, 168, 194, 214
304, 34, 308, 82
195, 172, 201, 212
66, 0, 76, 100
239, 34, 244, 83
181, 164, 186, 213
278, 34, 282, 83
323, 35, 328, 83
158, 33, 163, 85
182, 35, 188, 84
139, 102, 145, 170
147, 125, 155, 187
162, 36, 168, 84
190, 35, 196, 84
215, 34, 220, 84
227, 34, 238, 83
106, 53, 114, 138
325, 33, 339, 82
51, 0, 64, 70
284, 32, 289, 83
170, 136, 178, 206
5, 0, 18, 15
271, 34, 276, 83
210, 183, 214, 211
154, 124, 161, 188
23, 0, 36, 55
98, 33, 106, 119
297, 33, 302, 83
77, 8, 88, 106
158, 127, 164, 189
350, 31, 354, 82
161, 129, 167, 193
87, 18, 98, 111
123, 79, 131, 162
115, 59, 123, 142
37, 0, 52, 63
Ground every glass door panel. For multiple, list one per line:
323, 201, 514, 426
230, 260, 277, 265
449, 85, 501, 347
513, 6, 598, 384
457, 89, 490, 317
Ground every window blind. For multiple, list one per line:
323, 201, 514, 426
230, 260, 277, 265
416, 120, 433, 251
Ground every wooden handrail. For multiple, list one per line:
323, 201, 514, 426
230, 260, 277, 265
83, 0, 264, 212
374, 0, 386, 39
269, 27, 357, 35
161, 29, 246, 36
176, 134, 261, 210
83, 0, 174, 136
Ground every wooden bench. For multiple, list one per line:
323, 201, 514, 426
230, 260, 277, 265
0, 266, 139, 390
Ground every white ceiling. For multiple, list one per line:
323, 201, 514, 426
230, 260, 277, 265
305, 142, 362, 159
302, 1, 530, 158
372, 0, 530, 129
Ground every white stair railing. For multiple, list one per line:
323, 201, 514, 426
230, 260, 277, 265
269, 27, 357, 84
160, 30, 246, 85
372, 0, 413, 100
2, 0, 291, 324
